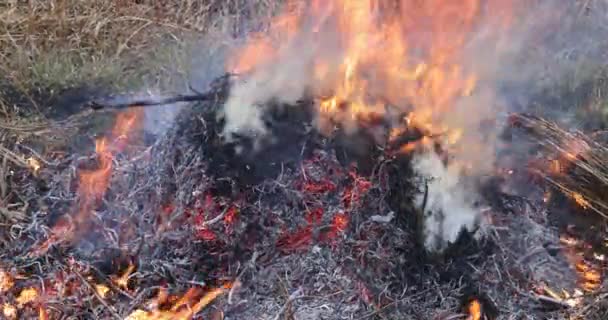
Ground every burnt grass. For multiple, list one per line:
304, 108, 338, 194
0, 77, 607, 319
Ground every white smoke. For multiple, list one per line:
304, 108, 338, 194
218, 1, 608, 252
412, 152, 479, 252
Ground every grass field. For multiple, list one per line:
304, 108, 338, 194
0, 0, 284, 116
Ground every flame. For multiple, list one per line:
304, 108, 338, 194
575, 261, 601, 292
229, 0, 516, 158
112, 263, 136, 290
0, 267, 14, 293
26, 157, 41, 175
125, 284, 231, 320
570, 192, 590, 210
2, 303, 17, 320
548, 159, 562, 175
467, 299, 482, 320
95, 284, 111, 298
39, 306, 48, 320
32, 109, 142, 255
559, 234, 603, 295
16, 287, 38, 306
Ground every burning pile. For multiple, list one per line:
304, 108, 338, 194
221, 0, 520, 252
1, 0, 608, 319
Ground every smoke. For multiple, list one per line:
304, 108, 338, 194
413, 152, 479, 252
219, 1, 608, 251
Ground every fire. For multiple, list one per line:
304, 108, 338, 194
2, 303, 17, 319
228, 0, 516, 159
0, 267, 14, 293
26, 157, 41, 175
575, 261, 601, 292
125, 284, 231, 320
15, 287, 38, 306
32, 109, 142, 255
38, 306, 48, 320
112, 262, 136, 290
559, 234, 603, 296
95, 284, 110, 298
570, 192, 590, 210
467, 299, 482, 320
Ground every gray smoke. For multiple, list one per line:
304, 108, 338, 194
218, 1, 608, 252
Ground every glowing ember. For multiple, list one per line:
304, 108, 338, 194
196, 228, 217, 241
467, 299, 482, 320
333, 213, 348, 232
576, 261, 601, 292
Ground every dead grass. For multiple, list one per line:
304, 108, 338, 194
0, 0, 282, 114
512, 113, 608, 219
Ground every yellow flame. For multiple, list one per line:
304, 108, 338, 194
2, 303, 17, 320
113, 263, 136, 290
95, 284, 111, 298
229, 0, 516, 157
16, 287, 38, 306
26, 157, 41, 175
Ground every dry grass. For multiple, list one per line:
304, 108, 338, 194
0, 0, 285, 238
512, 113, 608, 219
0, 0, 281, 114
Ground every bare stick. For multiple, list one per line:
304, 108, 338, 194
89, 73, 233, 110
89, 92, 220, 110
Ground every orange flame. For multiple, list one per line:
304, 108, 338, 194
15, 287, 38, 306
560, 235, 603, 293
32, 109, 142, 255
38, 306, 48, 320
229, 0, 516, 155
125, 284, 231, 320
570, 192, 590, 210
0, 267, 14, 293
467, 299, 482, 320
112, 262, 136, 290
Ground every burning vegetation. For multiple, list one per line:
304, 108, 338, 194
1, 0, 608, 319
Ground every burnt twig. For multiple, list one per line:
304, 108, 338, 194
89, 73, 234, 110
88, 92, 219, 110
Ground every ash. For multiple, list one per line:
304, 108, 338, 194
0, 80, 605, 319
